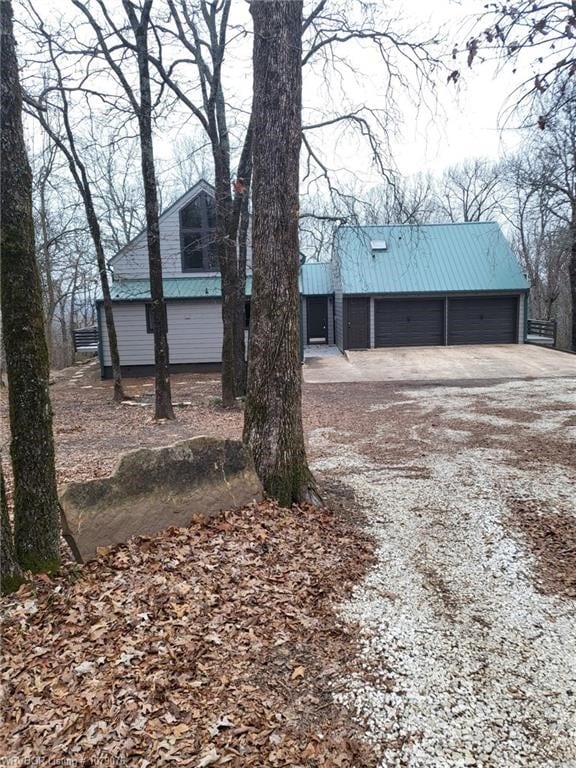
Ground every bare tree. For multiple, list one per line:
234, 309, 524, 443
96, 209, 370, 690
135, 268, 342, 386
531, 91, 576, 349
1, 0, 60, 576
30, 138, 96, 369
69, 0, 175, 418
87, 131, 146, 254
123, 0, 175, 418
436, 158, 502, 223
244, 0, 318, 505
147, 1, 441, 404
22, 4, 127, 401
455, 1, 576, 127
146, 0, 253, 406
502, 153, 568, 323
365, 172, 438, 225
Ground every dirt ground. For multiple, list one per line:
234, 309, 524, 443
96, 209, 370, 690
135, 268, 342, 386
2, 361, 576, 767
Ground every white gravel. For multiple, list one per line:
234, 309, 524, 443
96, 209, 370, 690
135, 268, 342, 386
310, 377, 576, 768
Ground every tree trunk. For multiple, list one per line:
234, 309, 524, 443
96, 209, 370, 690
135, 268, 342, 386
234, 184, 250, 396
570, 207, 576, 351
214, 154, 238, 409
231, 121, 253, 398
1, 460, 23, 594
126, 0, 175, 420
243, 0, 318, 507
38, 179, 57, 366
0, 1, 61, 573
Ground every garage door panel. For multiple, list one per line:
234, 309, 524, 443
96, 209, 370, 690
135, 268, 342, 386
448, 297, 518, 345
375, 299, 444, 347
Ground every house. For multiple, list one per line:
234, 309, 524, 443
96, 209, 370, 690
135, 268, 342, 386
97, 182, 529, 378
98, 179, 248, 378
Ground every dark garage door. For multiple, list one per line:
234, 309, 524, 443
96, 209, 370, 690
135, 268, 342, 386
447, 296, 518, 345
375, 298, 444, 347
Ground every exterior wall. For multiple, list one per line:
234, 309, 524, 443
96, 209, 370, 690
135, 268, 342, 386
301, 297, 308, 347
331, 241, 344, 350
369, 297, 375, 348
327, 297, 335, 345
518, 293, 526, 343
111, 182, 252, 279
100, 300, 223, 367
334, 291, 344, 349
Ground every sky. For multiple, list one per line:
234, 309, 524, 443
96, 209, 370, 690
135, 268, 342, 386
291, 0, 534, 195
390, 0, 525, 176
21, 0, 534, 191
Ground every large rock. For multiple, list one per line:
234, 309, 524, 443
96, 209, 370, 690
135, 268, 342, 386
60, 437, 263, 562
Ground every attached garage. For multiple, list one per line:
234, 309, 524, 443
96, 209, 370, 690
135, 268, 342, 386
334, 222, 530, 352
375, 298, 444, 347
447, 296, 518, 345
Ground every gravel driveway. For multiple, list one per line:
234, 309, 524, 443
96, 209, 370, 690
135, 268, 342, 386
306, 377, 576, 768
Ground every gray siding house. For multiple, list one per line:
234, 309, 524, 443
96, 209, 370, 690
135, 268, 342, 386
97, 183, 530, 377
99, 180, 249, 377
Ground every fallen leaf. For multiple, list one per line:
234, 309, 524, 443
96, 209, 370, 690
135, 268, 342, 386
208, 715, 234, 737
197, 748, 220, 767
291, 665, 306, 680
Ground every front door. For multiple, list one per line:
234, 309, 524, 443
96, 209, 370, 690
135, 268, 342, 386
307, 297, 328, 344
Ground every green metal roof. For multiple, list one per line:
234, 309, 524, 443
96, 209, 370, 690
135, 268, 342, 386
106, 264, 334, 301
334, 222, 529, 295
107, 276, 253, 301
299, 261, 332, 295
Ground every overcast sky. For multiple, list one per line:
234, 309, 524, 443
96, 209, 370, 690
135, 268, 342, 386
22, 0, 533, 190
392, 0, 526, 175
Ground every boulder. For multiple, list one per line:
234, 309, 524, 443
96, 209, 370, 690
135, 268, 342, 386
60, 437, 263, 562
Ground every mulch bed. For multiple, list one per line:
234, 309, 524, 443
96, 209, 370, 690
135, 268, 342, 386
1, 501, 377, 768
507, 498, 576, 599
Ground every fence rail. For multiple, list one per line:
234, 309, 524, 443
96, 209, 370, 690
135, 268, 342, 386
73, 326, 99, 352
527, 318, 556, 347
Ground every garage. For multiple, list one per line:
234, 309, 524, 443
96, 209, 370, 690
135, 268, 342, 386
334, 222, 529, 353
375, 298, 444, 347
447, 296, 518, 345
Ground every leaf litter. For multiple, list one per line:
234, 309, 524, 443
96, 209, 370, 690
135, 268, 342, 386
1, 500, 377, 767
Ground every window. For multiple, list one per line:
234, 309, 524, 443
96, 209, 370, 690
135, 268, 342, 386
145, 302, 168, 334
180, 192, 217, 272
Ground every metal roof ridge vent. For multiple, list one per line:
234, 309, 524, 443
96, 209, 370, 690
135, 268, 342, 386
371, 239, 387, 256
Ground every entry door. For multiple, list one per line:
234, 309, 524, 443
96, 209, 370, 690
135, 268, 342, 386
307, 297, 328, 344
345, 298, 370, 349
